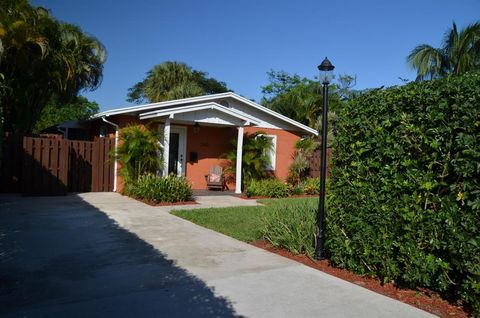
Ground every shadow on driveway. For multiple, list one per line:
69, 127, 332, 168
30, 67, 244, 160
0, 194, 242, 317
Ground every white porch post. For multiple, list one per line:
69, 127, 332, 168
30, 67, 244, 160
235, 125, 244, 194
163, 118, 171, 177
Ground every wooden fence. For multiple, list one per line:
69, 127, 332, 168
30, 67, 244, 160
1, 135, 114, 195
308, 148, 331, 178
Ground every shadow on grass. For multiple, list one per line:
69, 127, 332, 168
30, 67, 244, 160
0, 194, 243, 317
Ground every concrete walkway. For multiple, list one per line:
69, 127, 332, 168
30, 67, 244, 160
0, 193, 435, 318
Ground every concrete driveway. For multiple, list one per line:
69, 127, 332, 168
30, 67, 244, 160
0, 193, 435, 318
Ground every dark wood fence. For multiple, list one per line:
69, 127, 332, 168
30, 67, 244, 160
1, 135, 114, 195
92, 137, 115, 192
308, 148, 331, 178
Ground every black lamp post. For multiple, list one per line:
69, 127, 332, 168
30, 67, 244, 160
315, 57, 334, 260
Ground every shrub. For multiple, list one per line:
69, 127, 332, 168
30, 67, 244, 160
287, 137, 319, 185
328, 73, 480, 313
246, 179, 290, 198
222, 131, 273, 188
290, 185, 304, 196
126, 174, 192, 203
116, 124, 162, 183
299, 177, 320, 195
262, 198, 318, 256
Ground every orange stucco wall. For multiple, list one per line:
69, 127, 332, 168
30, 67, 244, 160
184, 125, 237, 190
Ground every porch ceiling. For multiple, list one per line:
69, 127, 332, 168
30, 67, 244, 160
138, 102, 260, 127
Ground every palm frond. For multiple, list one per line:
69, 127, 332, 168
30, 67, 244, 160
407, 44, 446, 80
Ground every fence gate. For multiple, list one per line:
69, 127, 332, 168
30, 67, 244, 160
1, 135, 114, 195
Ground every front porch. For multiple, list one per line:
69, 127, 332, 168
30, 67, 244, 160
140, 102, 261, 193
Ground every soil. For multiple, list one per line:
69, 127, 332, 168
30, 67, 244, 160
251, 240, 470, 318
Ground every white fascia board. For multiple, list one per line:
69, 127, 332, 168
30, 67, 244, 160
139, 102, 261, 125
226, 92, 318, 136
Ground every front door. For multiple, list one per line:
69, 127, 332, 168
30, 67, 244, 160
168, 127, 186, 176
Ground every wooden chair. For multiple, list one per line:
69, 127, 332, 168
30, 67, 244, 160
205, 165, 226, 191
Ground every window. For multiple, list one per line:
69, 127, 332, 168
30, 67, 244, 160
263, 135, 277, 171
99, 125, 108, 137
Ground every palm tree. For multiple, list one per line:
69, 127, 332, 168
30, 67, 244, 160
408, 22, 480, 81
116, 124, 163, 183
127, 61, 229, 104
0, 0, 106, 133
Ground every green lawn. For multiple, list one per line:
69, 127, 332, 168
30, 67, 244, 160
171, 197, 318, 243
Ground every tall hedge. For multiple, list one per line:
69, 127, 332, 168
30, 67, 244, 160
327, 72, 480, 313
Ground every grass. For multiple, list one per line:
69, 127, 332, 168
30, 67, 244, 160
171, 197, 318, 243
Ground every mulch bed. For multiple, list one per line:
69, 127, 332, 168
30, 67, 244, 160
134, 197, 198, 207
240, 194, 318, 200
251, 240, 470, 318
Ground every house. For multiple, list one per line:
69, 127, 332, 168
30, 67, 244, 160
90, 92, 318, 193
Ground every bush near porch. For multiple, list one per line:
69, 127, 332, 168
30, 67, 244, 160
117, 124, 193, 203
125, 174, 192, 203
328, 73, 480, 314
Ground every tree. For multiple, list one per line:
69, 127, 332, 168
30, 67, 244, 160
261, 70, 344, 131
0, 0, 106, 134
33, 95, 99, 133
116, 124, 162, 183
407, 21, 480, 81
127, 61, 229, 104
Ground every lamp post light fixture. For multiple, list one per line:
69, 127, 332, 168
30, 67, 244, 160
315, 57, 334, 260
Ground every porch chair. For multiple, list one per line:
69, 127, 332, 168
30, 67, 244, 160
205, 165, 226, 191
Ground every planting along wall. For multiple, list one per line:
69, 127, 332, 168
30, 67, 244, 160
186, 126, 302, 190
244, 126, 302, 182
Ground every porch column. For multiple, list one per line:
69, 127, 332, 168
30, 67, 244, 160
235, 125, 244, 194
163, 118, 171, 177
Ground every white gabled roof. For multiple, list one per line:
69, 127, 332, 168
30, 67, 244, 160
139, 102, 261, 126
93, 92, 318, 136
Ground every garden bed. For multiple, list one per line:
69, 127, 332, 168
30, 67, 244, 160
251, 239, 469, 318
134, 197, 198, 207
240, 194, 318, 200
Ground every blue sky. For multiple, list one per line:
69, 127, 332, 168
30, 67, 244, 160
31, 0, 480, 111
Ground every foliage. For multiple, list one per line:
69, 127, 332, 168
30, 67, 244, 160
261, 70, 352, 131
0, 0, 106, 134
299, 178, 320, 195
127, 61, 229, 104
246, 179, 290, 198
287, 137, 319, 185
116, 125, 162, 183
408, 21, 480, 81
328, 72, 480, 313
33, 95, 99, 133
172, 197, 318, 243
262, 198, 318, 256
222, 131, 273, 188
125, 174, 192, 203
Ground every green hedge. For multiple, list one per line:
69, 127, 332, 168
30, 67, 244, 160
125, 174, 193, 203
327, 73, 480, 313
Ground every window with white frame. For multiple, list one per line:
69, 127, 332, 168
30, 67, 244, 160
263, 135, 277, 171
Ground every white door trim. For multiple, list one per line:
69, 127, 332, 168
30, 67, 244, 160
170, 126, 187, 176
